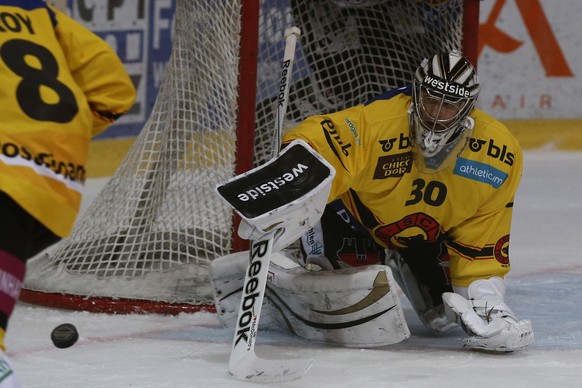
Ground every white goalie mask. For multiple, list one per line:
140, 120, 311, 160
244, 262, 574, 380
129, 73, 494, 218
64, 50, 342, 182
410, 50, 480, 173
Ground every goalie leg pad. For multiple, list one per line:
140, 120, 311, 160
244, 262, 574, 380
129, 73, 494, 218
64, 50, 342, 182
209, 251, 282, 330
210, 251, 410, 348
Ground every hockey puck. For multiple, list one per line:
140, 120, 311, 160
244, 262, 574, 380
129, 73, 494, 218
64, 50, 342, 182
51, 323, 79, 349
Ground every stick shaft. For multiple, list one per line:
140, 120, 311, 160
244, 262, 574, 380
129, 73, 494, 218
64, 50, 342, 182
272, 27, 301, 159
228, 27, 309, 383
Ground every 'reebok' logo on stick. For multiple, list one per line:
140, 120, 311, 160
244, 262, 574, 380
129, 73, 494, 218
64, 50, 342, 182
234, 239, 269, 349
278, 60, 291, 107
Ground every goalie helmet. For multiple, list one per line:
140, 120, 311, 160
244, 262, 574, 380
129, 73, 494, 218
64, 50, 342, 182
410, 50, 480, 173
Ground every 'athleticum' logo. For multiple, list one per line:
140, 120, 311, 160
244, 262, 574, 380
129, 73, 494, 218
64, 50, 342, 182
453, 157, 508, 188
234, 239, 270, 349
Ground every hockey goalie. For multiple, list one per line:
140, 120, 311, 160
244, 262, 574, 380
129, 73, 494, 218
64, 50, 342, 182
211, 51, 533, 354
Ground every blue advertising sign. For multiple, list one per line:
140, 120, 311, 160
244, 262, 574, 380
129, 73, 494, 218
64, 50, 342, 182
67, 0, 176, 138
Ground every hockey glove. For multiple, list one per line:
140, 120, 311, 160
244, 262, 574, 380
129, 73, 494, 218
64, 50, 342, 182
442, 277, 534, 352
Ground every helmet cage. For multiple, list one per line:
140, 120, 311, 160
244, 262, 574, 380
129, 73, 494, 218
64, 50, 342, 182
414, 86, 472, 133
410, 112, 475, 173
409, 51, 480, 173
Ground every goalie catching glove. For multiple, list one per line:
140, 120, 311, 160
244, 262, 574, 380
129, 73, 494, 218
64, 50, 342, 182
442, 277, 534, 352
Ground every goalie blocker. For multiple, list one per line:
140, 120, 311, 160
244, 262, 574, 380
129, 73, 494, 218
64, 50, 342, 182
217, 139, 335, 252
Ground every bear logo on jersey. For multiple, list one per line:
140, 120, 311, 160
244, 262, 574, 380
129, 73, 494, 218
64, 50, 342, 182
374, 212, 441, 249
494, 234, 511, 265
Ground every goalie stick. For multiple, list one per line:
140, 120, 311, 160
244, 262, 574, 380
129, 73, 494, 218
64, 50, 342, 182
227, 27, 313, 382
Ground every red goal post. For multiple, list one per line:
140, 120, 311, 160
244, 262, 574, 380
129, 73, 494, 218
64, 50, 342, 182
20, 0, 481, 314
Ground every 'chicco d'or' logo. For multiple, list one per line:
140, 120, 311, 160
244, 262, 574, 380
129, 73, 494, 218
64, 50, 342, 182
373, 152, 412, 179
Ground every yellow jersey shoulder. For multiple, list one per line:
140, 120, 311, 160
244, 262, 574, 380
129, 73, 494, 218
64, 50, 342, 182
466, 108, 523, 172
352, 92, 412, 153
360, 92, 412, 125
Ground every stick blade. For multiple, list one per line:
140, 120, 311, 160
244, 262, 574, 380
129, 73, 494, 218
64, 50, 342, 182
229, 354, 313, 383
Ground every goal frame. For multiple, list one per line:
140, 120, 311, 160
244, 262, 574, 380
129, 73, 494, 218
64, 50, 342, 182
231, 0, 481, 253
20, 0, 481, 315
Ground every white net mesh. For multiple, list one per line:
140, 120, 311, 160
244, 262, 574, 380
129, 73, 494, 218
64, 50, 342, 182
24, 0, 468, 309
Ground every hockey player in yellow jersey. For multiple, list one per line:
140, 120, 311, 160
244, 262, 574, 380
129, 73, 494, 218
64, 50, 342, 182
0, 1, 135, 385
280, 50, 533, 352
210, 51, 533, 356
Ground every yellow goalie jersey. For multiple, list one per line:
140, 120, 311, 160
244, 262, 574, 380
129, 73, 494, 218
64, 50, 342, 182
0, 2, 135, 237
283, 88, 523, 287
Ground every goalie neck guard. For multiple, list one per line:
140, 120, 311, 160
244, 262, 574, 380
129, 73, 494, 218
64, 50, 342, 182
410, 50, 480, 173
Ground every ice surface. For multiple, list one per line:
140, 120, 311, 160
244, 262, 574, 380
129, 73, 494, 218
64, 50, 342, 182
6, 150, 582, 387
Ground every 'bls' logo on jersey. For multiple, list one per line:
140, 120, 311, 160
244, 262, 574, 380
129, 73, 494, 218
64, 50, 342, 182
379, 133, 410, 152
469, 139, 514, 166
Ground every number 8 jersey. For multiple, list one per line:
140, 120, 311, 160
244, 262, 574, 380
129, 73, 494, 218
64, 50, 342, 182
0, 1, 136, 237
283, 88, 523, 288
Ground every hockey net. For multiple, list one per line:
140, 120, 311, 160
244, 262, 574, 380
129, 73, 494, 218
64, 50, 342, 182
21, 0, 479, 314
